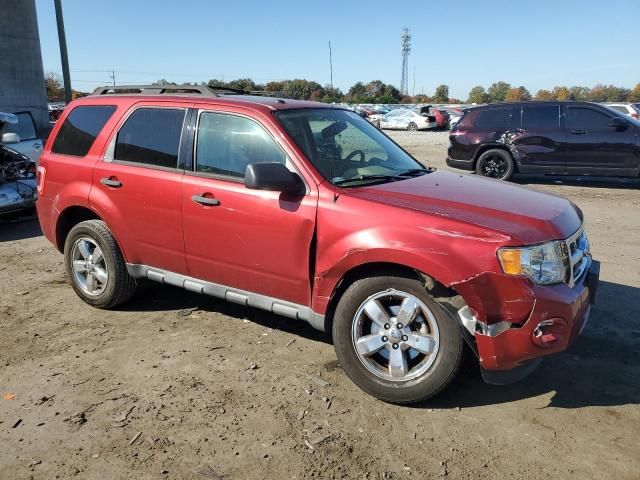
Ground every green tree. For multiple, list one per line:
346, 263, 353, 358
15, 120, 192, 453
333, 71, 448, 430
535, 89, 554, 100
434, 84, 449, 103
552, 86, 571, 100
45, 72, 64, 101
227, 78, 256, 92
568, 86, 590, 101
629, 83, 640, 103
467, 86, 489, 104
487, 81, 511, 102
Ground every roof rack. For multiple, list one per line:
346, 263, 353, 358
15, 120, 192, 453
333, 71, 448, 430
90, 84, 244, 97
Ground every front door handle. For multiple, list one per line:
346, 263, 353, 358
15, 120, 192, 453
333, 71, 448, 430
191, 194, 220, 206
570, 129, 587, 135
100, 177, 123, 188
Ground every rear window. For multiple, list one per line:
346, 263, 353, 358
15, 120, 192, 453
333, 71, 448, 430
607, 105, 628, 114
114, 108, 186, 169
2, 112, 37, 141
475, 108, 515, 129
52, 105, 116, 156
522, 105, 560, 129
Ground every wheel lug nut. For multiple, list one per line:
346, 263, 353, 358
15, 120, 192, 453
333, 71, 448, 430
402, 335, 408, 341
382, 336, 388, 342
384, 323, 390, 330
397, 323, 403, 329
392, 344, 399, 349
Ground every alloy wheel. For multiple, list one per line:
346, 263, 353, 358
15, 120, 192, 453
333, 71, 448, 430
70, 237, 108, 296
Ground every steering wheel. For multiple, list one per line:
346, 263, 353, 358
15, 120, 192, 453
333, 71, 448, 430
344, 150, 366, 162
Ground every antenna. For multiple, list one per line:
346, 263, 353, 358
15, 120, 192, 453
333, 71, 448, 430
400, 28, 411, 96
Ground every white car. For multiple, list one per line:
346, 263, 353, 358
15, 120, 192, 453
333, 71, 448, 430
0, 111, 43, 163
379, 109, 438, 131
605, 103, 639, 119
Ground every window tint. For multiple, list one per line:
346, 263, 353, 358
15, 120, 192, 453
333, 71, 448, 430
115, 108, 185, 168
2, 112, 37, 140
475, 108, 515, 129
52, 105, 116, 156
566, 107, 611, 130
522, 106, 559, 129
195, 112, 285, 178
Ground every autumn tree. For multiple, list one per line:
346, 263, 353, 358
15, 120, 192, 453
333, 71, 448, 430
629, 83, 640, 103
552, 86, 571, 100
45, 72, 64, 101
535, 89, 554, 100
569, 86, 590, 101
487, 81, 511, 102
467, 86, 489, 104
505, 86, 531, 102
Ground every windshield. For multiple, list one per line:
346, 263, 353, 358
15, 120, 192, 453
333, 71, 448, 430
275, 108, 429, 186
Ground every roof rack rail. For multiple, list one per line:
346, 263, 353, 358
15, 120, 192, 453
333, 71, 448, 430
90, 84, 245, 97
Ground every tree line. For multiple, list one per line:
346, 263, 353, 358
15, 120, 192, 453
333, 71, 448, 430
44, 71, 640, 105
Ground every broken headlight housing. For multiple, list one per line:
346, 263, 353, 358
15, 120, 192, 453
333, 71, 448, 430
497, 241, 566, 285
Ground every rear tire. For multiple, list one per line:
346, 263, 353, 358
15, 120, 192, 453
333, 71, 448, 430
475, 149, 514, 181
332, 275, 464, 404
64, 220, 136, 308
407, 122, 418, 131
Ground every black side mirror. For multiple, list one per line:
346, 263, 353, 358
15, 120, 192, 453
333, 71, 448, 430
609, 117, 629, 131
245, 162, 304, 194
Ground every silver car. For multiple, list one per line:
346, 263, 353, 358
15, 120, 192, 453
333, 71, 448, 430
0, 111, 43, 163
379, 109, 438, 131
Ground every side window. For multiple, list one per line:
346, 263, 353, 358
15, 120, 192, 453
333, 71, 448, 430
566, 108, 611, 130
2, 112, 37, 141
475, 108, 515, 129
522, 105, 560, 129
608, 105, 627, 114
195, 112, 285, 179
114, 108, 185, 168
52, 105, 116, 157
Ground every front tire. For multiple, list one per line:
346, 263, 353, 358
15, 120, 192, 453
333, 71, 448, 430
407, 122, 418, 131
64, 220, 136, 308
475, 149, 514, 180
332, 275, 464, 404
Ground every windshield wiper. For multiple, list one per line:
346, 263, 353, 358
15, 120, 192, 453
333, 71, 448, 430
392, 168, 431, 177
333, 174, 400, 186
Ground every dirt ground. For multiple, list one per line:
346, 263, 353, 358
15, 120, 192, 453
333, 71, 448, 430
1, 131, 639, 480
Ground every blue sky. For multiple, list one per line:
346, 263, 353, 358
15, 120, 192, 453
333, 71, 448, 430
36, 0, 639, 99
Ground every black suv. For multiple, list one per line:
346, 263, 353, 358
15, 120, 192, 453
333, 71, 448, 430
446, 101, 640, 180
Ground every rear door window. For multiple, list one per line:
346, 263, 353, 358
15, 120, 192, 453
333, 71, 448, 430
114, 108, 186, 169
522, 105, 560, 129
566, 107, 612, 130
2, 112, 38, 141
195, 112, 286, 179
52, 105, 116, 156
475, 108, 518, 129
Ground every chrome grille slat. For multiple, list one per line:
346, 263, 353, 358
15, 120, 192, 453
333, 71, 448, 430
564, 227, 590, 288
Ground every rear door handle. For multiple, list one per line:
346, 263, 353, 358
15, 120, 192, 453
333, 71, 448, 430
100, 177, 123, 188
191, 194, 220, 206
570, 129, 587, 135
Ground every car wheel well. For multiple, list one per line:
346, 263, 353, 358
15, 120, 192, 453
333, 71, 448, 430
323, 262, 457, 336
55, 206, 101, 252
473, 145, 518, 172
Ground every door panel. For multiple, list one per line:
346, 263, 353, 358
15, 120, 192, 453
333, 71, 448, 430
513, 105, 566, 172
563, 105, 640, 175
90, 106, 188, 273
182, 109, 318, 306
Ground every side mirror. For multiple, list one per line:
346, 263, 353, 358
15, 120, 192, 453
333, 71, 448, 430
609, 117, 629, 131
245, 162, 304, 194
1, 132, 20, 144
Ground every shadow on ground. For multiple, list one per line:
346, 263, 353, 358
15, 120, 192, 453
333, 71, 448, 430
117, 276, 640, 411
513, 174, 640, 189
0, 217, 41, 242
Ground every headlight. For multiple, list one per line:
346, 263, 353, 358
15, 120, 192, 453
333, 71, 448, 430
498, 241, 566, 285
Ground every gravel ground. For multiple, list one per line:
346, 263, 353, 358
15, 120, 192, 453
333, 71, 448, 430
1, 130, 639, 480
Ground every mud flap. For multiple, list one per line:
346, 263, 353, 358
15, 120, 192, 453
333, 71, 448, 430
480, 358, 542, 385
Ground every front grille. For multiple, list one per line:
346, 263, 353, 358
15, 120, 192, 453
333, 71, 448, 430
563, 227, 590, 287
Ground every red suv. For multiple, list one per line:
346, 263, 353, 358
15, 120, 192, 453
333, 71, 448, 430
36, 86, 599, 404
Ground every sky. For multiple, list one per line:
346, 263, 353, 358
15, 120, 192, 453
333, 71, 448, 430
35, 0, 640, 99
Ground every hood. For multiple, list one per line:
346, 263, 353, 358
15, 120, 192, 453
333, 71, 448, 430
344, 170, 582, 244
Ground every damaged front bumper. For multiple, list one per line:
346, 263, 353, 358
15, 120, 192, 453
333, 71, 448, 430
455, 259, 600, 384
0, 178, 37, 217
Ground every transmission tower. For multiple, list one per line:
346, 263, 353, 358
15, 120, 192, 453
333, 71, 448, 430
400, 28, 411, 95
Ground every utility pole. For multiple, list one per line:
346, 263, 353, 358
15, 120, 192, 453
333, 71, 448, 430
412, 67, 416, 97
328, 41, 333, 92
110, 69, 116, 86
54, 0, 72, 103
400, 28, 411, 95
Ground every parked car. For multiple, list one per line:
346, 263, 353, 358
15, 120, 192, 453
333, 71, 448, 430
48, 102, 66, 122
379, 109, 437, 130
419, 106, 450, 129
0, 111, 44, 163
444, 108, 463, 128
0, 142, 37, 218
447, 101, 640, 180
605, 103, 639, 119
36, 87, 599, 404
